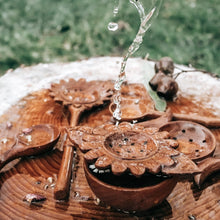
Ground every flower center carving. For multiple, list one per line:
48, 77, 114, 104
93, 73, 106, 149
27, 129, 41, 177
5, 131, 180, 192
104, 131, 158, 160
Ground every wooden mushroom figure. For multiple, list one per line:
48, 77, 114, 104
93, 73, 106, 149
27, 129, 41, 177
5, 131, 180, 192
150, 57, 178, 100
149, 72, 178, 100
154, 56, 174, 75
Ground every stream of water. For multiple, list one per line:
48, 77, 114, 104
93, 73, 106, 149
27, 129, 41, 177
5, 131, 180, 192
109, 0, 163, 122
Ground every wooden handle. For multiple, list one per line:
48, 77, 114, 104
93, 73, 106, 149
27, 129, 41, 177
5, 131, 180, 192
54, 139, 75, 200
194, 157, 220, 187
54, 106, 82, 200
173, 113, 220, 128
139, 108, 173, 128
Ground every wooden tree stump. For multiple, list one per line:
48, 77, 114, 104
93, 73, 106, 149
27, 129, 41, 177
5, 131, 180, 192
0, 57, 220, 219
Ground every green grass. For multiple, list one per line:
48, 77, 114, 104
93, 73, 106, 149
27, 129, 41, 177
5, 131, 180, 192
0, 0, 219, 76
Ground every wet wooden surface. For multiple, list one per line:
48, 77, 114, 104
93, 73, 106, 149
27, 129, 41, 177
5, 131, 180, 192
0, 82, 220, 220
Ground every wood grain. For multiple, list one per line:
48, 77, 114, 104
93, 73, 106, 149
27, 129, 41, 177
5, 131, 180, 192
0, 87, 220, 219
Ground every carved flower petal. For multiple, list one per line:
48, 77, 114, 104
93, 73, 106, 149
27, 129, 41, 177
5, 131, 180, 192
93, 124, 116, 135
159, 145, 179, 156
143, 127, 159, 135
147, 146, 178, 169
118, 123, 133, 132
159, 139, 179, 149
79, 142, 100, 152
162, 154, 201, 175
143, 160, 161, 174
128, 163, 146, 177
151, 153, 175, 168
95, 156, 113, 169
78, 126, 93, 133
152, 131, 170, 140
82, 133, 102, 142
84, 148, 105, 163
111, 161, 127, 176
68, 129, 84, 144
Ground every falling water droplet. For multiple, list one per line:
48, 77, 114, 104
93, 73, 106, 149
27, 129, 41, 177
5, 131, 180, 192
113, 7, 119, 15
108, 22, 119, 31
113, 0, 119, 16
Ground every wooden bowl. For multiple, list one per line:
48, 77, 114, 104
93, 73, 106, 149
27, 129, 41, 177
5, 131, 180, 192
83, 161, 177, 211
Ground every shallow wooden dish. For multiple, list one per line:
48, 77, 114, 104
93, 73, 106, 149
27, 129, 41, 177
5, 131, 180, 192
160, 121, 216, 161
84, 160, 177, 211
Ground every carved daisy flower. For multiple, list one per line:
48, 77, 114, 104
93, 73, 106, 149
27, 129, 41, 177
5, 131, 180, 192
49, 78, 114, 108
68, 122, 200, 177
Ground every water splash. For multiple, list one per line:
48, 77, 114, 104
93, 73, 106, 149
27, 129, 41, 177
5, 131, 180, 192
113, 0, 163, 122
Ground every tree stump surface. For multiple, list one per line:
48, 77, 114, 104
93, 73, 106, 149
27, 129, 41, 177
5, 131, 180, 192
0, 57, 220, 219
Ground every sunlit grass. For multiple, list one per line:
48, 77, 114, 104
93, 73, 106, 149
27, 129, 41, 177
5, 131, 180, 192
0, 0, 219, 75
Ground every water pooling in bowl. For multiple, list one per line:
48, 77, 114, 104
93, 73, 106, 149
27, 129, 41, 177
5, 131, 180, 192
109, 0, 163, 122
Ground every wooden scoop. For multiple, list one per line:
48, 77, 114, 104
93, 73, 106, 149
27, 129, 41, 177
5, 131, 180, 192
109, 98, 163, 122
0, 124, 60, 171
49, 79, 114, 200
109, 83, 164, 122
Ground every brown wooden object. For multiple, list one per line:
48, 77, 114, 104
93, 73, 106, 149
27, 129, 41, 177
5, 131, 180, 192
0, 124, 60, 171
68, 122, 200, 176
194, 157, 220, 187
109, 83, 164, 121
49, 78, 114, 200
160, 121, 216, 162
0, 76, 220, 219
84, 161, 178, 211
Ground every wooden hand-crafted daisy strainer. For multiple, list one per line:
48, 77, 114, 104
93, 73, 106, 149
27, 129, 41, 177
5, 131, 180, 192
49, 78, 114, 200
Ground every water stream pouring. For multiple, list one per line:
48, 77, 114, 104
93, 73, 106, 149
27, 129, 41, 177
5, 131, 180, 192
112, 0, 163, 122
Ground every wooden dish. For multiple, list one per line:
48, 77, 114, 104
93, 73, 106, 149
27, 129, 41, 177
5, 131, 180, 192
159, 121, 216, 162
83, 160, 177, 211
109, 83, 163, 122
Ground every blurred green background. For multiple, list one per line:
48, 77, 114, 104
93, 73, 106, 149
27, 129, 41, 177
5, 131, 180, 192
0, 0, 219, 76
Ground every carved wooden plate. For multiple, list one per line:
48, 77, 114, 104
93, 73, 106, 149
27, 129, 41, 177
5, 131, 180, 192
160, 121, 216, 161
